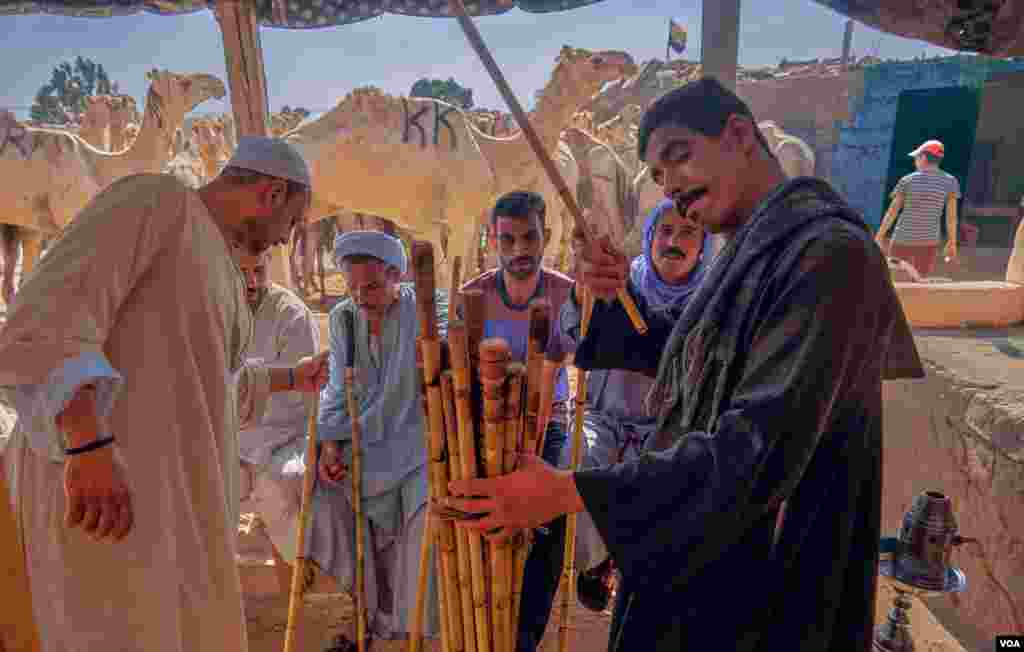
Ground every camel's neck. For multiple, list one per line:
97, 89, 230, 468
125, 90, 176, 169
531, 69, 601, 158
480, 65, 602, 171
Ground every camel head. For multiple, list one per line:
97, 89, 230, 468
553, 46, 638, 98
141, 69, 226, 133
568, 110, 596, 134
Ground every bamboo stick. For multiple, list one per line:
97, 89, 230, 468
449, 323, 492, 652
480, 340, 511, 652
335, 307, 368, 652
442, 371, 479, 652
523, 300, 551, 457
283, 395, 321, 652
510, 301, 551, 642
447, 0, 648, 336
450, 256, 463, 320
410, 510, 434, 652
501, 365, 525, 652
0, 457, 42, 652
412, 241, 465, 652
464, 289, 486, 364
557, 290, 594, 652
343, 366, 368, 652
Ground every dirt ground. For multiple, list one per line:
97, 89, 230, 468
242, 562, 968, 652
239, 520, 967, 652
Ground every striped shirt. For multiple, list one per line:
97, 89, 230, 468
891, 169, 960, 244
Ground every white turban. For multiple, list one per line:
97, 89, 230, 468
334, 230, 408, 276
225, 136, 311, 187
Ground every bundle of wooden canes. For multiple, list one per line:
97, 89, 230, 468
409, 239, 568, 652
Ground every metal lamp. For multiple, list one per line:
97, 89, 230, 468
874, 490, 975, 652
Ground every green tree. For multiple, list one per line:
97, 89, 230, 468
30, 56, 114, 124
409, 77, 474, 109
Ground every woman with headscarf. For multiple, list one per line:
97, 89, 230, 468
561, 198, 717, 611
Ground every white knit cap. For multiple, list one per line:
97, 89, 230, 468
334, 230, 408, 275
225, 136, 311, 187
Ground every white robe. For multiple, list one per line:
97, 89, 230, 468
0, 174, 271, 652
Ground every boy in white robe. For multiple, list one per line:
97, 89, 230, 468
0, 137, 328, 652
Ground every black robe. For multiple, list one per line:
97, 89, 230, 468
568, 178, 924, 652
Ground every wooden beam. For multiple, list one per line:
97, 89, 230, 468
700, 0, 741, 92
214, 0, 292, 290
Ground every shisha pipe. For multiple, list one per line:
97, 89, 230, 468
874, 490, 974, 652
448, 0, 648, 336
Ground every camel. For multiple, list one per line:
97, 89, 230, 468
0, 69, 225, 304
562, 126, 638, 257
270, 110, 307, 137
281, 46, 636, 283
79, 94, 139, 151
758, 121, 816, 178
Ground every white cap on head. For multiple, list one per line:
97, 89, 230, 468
334, 230, 408, 276
225, 136, 311, 187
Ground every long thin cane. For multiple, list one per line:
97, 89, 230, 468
557, 290, 594, 652
283, 387, 321, 652
342, 310, 369, 652
0, 463, 41, 652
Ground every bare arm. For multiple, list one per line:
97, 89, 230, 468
55, 385, 103, 448
877, 192, 903, 244
946, 194, 959, 248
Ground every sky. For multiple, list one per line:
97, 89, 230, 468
0, 0, 957, 120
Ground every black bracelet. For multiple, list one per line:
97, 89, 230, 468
288, 368, 295, 390
65, 436, 116, 456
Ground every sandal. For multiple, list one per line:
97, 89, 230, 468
323, 632, 372, 652
577, 557, 615, 613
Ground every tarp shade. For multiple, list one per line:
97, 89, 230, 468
813, 1, 1024, 58
0, 0, 606, 28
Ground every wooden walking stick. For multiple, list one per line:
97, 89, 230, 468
448, 0, 648, 336
342, 310, 369, 652
0, 465, 41, 652
283, 389, 321, 652
557, 290, 595, 652
412, 242, 464, 652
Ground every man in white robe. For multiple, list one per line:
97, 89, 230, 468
316, 231, 443, 650
0, 136, 329, 652
235, 248, 352, 597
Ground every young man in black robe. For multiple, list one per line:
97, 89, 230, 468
443, 77, 925, 652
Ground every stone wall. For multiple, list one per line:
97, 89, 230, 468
883, 332, 1024, 650
830, 56, 1024, 229
736, 70, 864, 181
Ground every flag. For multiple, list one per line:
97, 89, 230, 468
668, 19, 687, 54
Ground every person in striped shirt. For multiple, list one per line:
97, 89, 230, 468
876, 139, 960, 277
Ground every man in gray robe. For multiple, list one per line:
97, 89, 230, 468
316, 230, 444, 650
443, 78, 925, 652
565, 198, 716, 612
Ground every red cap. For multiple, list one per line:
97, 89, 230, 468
909, 140, 944, 159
